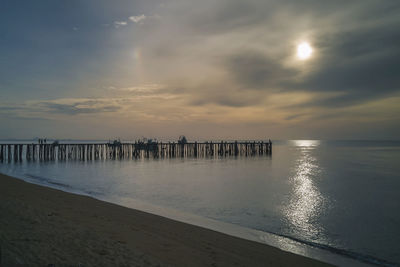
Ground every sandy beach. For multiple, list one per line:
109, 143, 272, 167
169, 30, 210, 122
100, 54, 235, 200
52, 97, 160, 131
0, 173, 334, 267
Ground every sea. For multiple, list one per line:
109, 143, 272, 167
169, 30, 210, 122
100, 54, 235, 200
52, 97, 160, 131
0, 140, 399, 267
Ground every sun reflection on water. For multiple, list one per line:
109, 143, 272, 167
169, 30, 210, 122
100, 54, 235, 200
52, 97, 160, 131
291, 140, 321, 147
285, 140, 325, 240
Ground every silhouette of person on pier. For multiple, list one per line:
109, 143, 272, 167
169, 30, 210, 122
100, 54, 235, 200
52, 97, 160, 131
38, 138, 47, 144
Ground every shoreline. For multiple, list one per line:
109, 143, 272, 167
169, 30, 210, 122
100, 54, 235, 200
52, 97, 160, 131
0, 173, 334, 266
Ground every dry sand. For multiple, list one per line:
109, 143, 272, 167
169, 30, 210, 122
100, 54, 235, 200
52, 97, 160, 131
0, 173, 334, 267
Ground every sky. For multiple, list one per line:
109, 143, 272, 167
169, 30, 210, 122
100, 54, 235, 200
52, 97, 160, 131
1, 0, 399, 140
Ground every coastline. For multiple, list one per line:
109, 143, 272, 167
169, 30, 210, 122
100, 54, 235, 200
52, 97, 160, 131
0, 173, 334, 266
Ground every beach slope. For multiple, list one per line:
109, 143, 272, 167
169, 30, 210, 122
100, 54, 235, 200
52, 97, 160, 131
0, 173, 334, 266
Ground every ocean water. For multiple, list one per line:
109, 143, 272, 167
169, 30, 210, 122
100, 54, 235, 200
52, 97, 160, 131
1, 140, 399, 266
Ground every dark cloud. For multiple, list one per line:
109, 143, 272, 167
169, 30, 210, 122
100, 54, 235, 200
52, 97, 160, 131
285, 114, 307, 121
183, 1, 269, 35
2, 115, 50, 121
0, 104, 51, 121
191, 92, 262, 107
225, 50, 297, 90
41, 101, 120, 115
0, 106, 20, 111
214, 97, 255, 107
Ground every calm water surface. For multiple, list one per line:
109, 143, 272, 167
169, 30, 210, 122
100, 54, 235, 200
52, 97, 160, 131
1, 140, 399, 266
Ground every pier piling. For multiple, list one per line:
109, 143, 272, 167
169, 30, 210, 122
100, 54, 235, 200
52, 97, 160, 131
0, 140, 272, 163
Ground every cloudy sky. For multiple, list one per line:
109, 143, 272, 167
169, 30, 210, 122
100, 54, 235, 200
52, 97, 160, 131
1, 0, 399, 140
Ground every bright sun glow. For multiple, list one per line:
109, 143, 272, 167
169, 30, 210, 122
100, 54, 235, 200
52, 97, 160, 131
297, 42, 313, 60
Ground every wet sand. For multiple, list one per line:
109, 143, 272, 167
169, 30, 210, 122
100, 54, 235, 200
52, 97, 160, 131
0, 173, 334, 266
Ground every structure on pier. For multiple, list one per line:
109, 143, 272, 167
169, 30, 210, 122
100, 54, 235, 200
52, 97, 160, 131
0, 140, 272, 162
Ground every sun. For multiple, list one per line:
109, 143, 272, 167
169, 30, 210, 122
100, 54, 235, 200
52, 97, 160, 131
297, 42, 313, 60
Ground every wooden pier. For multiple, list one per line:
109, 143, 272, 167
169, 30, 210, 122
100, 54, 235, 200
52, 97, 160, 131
0, 141, 272, 162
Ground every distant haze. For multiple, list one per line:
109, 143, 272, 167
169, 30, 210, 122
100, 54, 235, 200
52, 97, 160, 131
1, 0, 399, 140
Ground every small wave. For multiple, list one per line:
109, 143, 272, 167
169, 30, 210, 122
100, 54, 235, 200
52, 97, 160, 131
25, 174, 71, 189
259, 229, 398, 267
83, 190, 105, 197
25, 174, 104, 198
